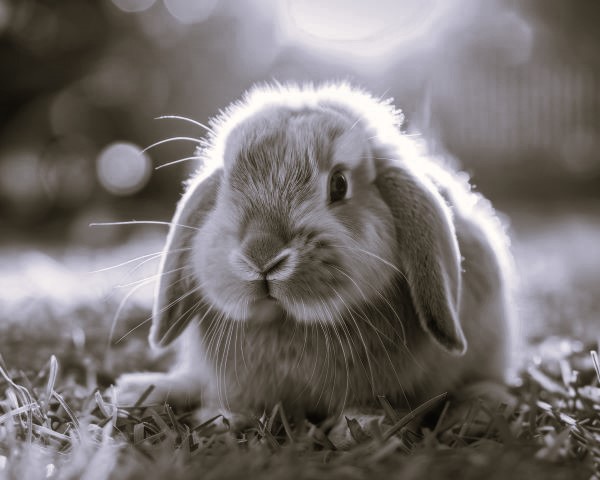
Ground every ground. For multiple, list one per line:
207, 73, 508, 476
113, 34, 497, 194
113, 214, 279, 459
0, 201, 599, 479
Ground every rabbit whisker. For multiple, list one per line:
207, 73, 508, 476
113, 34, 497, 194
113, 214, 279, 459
204, 310, 225, 361
328, 264, 396, 343
154, 115, 215, 135
313, 312, 332, 410
202, 313, 223, 403
153, 272, 199, 316
218, 315, 235, 411
348, 300, 413, 408
160, 293, 205, 344
239, 299, 249, 372
106, 276, 156, 353
325, 266, 412, 406
297, 296, 325, 402
371, 288, 408, 346
319, 313, 335, 413
115, 266, 187, 289
331, 286, 376, 398
331, 265, 416, 374
221, 319, 235, 412
203, 305, 236, 411
125, 247, 192, 277
202, 315, 219, 362
224, 298, 244, 399
155, 156, 204, 170
310, 286, 349, 415
331, 243, 407, 282
348, 117, 362, 132
111, 269, 195, 347
329, 316, 351, 416
286, 292, 300, 349
233, 312, 242, 388
337, 266, 425, 374
204, 317, 221, 404
290, 301, 321, 407
114, 316, 153, 345
327, 299, 352, 417
292, 297, 310, 375
141, 136, 203, 154
90, 248, 178, 273
90, 220, 202, 231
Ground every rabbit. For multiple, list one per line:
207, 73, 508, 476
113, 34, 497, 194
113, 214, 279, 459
116, 83, 517, 444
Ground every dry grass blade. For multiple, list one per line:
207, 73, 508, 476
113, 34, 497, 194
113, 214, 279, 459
255, 417, 280, 451
377, 395, 400, 423
53, 390, 81, 430
133, 384, 156, 408
383, 392, 447, 440
133, 422, 145, 445
276, 402, 295, 443
0, 403, 39, 425
192, 414, 223, 432
31, 424, 71, 442
591, 351, 600, 383
95, 390, 113, 419
528, 365, 569, 397
346, 417, 370, 444
165, 404, 183, 436
43, 355, 58, 412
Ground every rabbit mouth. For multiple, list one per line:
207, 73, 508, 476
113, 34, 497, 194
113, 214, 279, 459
247, 296, 285, 324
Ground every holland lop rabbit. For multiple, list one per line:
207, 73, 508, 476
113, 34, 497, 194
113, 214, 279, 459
116, 83, 516, 443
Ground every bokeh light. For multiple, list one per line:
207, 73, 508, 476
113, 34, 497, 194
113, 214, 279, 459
163, 0, 218, 25
40, 137, 96, 207
0, 0, 12, 33
81, 55, 141, 108
96, 142, 151, 196
112, 0, 156, 14
278, 0, 455, 63
0, 150, 46, 218
0, 150, 41, 200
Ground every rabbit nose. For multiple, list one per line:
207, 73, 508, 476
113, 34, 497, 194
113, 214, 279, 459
231, 234, 296, 281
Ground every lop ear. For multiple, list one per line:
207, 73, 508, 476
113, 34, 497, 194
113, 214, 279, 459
149, 169, 222, 349
375, 166, 467, 356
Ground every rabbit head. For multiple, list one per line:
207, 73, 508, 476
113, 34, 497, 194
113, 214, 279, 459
150, 83, 466, 356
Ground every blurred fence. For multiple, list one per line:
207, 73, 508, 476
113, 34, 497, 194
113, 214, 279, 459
428, 61, 600, 197
436, 63, 599, 157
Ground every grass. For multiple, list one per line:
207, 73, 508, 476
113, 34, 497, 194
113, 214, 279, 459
0, 335, 598, 479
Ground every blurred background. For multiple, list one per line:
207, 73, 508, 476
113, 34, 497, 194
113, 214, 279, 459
0, 0, 598, 369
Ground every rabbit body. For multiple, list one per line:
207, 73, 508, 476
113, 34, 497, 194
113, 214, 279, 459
116, 84, 516, 424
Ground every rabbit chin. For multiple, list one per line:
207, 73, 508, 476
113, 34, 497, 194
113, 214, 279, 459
212, 289, 356, 327
243, 291, 359, 326
246, 297, 285, 324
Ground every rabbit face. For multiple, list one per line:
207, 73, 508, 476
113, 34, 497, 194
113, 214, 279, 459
193, 107, 398, 326
151, 84, 468, 356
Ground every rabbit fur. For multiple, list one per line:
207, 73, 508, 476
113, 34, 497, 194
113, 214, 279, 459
116, 83, 517, 434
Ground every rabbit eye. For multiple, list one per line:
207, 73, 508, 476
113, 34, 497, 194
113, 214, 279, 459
329, 170, 348, 203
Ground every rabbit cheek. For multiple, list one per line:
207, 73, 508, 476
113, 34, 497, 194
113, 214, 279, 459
193, 220, 248, 320
336, 202, 397, 307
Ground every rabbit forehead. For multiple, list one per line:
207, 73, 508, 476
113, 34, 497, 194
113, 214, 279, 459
223, 105, 368, 174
